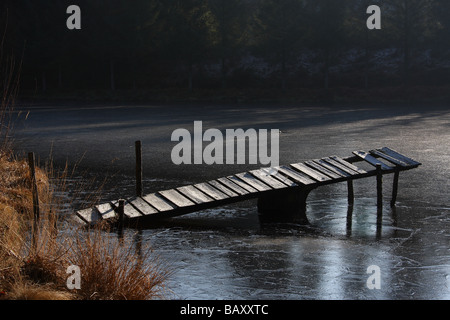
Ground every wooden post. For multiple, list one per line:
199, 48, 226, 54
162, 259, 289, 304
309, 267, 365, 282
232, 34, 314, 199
347, 179, 354, 206
390, 170, 400, 207
28, 152, 40, 249
376, 164, 383, 209
117, 199, 125, 238
376, 164, 383, 225
135, 141, 143, 197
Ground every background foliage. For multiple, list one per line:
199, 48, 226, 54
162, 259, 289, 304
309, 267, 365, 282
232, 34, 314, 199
1, 0, 449, 100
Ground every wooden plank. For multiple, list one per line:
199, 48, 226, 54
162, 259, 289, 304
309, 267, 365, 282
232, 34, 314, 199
379, 147, 421, 166
129, 196, 158, 216
352, 151, 392, 170
217, 177, 250, 196
208, 180, 239, 198
313, 159, 350, 177
76, 207, 102, 224
276, 166, 316, 185
235, 172, 272, 192
111, 199, 143, 218
260, 168, 298, 187
96, 202, 116, 220
329, 156, 368, 174
177, 185, 214, 204
194, 182, 229, 201
290, 163, 332, 182
158, 189, 196, 207
304, 160, 342, 179
249, 169, 290, 189
227, 176, 259, 193
322, 157, 360, 175
142, 193, 177, 212
370, 149, 408, 167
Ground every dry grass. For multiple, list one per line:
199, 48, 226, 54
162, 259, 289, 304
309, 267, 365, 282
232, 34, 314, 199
0, 154, 52, 294
5, 282, 75, 300
0, 203, 24, 287
0, 155, 50, 219
0, 155, 172, 300
0, 154, 172, 300
67, 224, 171, 300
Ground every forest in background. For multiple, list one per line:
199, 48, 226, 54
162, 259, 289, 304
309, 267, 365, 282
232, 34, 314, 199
1, 0, 450, 102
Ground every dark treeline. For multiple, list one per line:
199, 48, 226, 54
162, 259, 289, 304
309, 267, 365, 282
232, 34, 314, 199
1, 0, 450, 101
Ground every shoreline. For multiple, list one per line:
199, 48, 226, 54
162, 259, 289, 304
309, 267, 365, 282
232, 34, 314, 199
14, 84, 450, 107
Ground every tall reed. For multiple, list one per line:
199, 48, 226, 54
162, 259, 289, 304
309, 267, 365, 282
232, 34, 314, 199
0, 16, 21, 154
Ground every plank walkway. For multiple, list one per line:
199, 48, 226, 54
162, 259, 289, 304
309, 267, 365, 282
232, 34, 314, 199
75, 147, 421, 226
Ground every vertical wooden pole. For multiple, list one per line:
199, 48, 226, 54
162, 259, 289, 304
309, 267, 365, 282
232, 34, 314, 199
376, 164, 383, 210
135, 140, 143, 197
28, 152, 40, 249
347, 179, 354, 206
390, 170, 400, 207
376, 164, 383, 229
117, 199, 125, 240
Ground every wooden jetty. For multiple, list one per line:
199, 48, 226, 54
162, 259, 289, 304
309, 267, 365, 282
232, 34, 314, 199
75, 146, 421, 226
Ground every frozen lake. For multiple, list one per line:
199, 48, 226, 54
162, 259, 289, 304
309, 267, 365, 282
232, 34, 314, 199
13, 102, 450, 299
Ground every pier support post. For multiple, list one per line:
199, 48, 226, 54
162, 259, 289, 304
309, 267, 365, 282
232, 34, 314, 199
347, 179, 354, 206
390, 170, 399, 207
257, 187, 313, 224
376, 164, 383, 225
376, 164, 383, 210
135, 141, 143, 197
117, 199, 125, 239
